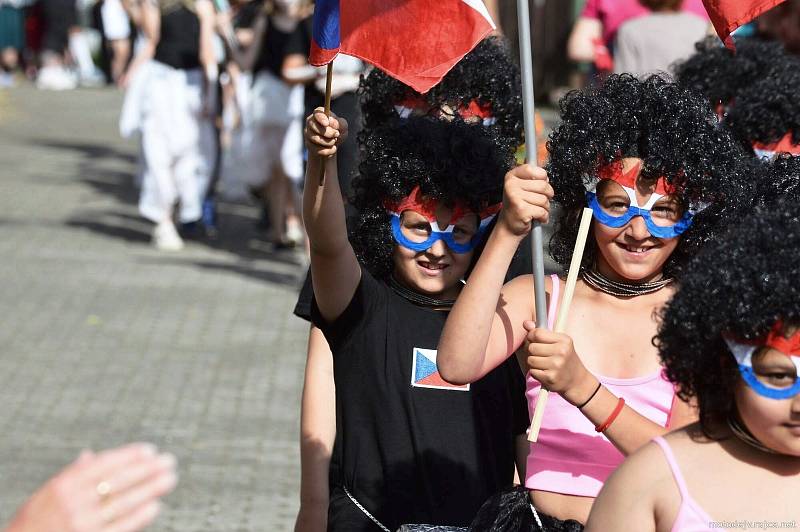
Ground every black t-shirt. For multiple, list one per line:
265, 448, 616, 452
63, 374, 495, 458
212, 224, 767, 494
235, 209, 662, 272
311, 269, 528, 531
154, 5, 201, 70
252, 16, 295, 76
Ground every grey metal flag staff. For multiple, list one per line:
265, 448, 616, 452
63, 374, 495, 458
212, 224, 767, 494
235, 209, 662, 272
516, 0, 550, 441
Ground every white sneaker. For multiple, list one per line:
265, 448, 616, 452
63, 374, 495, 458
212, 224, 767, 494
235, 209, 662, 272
152, 221, 185, 251
36, 66, 78, 91
285, 218, 304, 247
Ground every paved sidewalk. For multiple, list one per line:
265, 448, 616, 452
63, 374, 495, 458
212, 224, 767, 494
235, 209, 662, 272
0, 87, 308, 530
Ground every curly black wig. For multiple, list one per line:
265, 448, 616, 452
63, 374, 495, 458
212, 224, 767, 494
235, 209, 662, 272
546, 73, 751, 278
674, 36, 800, 153
348, 116, 513, 279
655, 199, 800, 438
357, 36, 523, 158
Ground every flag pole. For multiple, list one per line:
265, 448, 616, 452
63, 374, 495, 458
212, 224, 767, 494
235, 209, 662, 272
516, 0, 549, 441
529, 208, 593, 441
318, 61, 334, 186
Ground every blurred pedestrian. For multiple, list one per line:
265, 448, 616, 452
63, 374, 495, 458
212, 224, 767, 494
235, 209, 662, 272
100, 0, 132, 84
282, 11, 365, 200
567, 0, 708, 73
613, 0, 709, 77
219, 0, 307, 248
0, 0, 28, 87
133, 0, 218, 250
36, 0, 80, 89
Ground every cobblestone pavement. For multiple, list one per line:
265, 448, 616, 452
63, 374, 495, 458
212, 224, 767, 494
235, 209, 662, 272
0, 87, 308, 531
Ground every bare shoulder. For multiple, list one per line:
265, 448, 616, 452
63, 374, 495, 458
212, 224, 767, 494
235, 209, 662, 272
194, 0, 214, 17
502, 273, 553, 299
500, 273, 553, 321
587, 441, 669, 531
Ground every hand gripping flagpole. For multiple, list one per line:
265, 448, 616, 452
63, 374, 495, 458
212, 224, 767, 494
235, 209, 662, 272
528, 208, 593, 442
516, 0, 549, 442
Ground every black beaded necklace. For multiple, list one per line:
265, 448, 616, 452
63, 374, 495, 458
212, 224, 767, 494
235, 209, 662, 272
581, 268, 673, 297
389, 276, 456, 310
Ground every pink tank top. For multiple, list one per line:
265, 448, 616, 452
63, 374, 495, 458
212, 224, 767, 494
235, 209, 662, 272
652, 437, 719, 532
525, 275, 675, 497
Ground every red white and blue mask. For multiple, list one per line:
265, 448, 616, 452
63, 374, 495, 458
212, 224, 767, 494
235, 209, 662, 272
725, 323, 800, 400
393, 96, 497, 126
585, 158, 695, 239
385, 186, 501, 254
752, 132, 800, 160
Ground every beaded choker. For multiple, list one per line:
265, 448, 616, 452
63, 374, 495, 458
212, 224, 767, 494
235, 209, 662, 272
581, 268, 673, 297
389, 276, 456, 310
727, 415, 778, 455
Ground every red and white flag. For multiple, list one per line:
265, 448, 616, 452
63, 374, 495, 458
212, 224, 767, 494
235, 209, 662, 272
309, 0, 495, 94
703, 0, 786, 48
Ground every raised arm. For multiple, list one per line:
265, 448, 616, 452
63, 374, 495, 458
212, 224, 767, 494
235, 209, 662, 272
195, 0, 218, 80
437, 164, 553, 384
302, 110, 361, 323
223, 8, 267, 72
567, 17, 602, 63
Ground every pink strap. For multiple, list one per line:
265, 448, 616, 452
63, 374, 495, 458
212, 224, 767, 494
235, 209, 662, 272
652, 436, 690, 500
547, 274, 560, 330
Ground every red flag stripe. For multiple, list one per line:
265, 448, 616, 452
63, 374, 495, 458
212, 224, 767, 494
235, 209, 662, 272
703, 0, 787, 48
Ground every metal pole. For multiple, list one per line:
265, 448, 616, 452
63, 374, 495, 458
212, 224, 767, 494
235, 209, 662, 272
516, 0, 548, 331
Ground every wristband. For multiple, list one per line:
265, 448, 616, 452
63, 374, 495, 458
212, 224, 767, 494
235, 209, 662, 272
577, 382, 602, 410
595, 397, 625, 433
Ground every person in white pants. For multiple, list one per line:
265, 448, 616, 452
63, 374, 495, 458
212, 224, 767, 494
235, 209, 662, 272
131, 0, 217, 250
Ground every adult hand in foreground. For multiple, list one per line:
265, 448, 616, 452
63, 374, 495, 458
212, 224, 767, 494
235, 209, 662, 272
5, 443, 177, 532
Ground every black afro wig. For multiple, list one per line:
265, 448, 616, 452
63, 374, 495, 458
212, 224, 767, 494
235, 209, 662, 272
546, 73, 750, 278
357, 36, 523, 158
675, 37, 800, 153
348, 116, 513, 279
655, 198, 800, 438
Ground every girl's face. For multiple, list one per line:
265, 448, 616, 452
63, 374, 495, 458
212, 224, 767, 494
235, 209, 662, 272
593, 179, 683, 282
392, 205, 478, 300
736, 345, 800, 456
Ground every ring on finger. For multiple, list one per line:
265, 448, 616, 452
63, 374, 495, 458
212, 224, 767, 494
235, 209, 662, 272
96, 480, 112, 500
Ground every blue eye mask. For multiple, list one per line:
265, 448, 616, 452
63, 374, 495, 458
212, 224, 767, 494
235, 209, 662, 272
586, 190, 694, 239
585, 158, 698, 239
725, 336, 800, 400
390, 213, 496, 254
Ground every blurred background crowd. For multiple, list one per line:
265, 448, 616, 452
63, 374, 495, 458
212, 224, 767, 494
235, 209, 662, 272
1, 0, 799, 250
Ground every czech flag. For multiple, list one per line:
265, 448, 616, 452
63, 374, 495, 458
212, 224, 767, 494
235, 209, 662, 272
703, 0, 786, 48
309, 0, 495, 94
411, 348, 470, 391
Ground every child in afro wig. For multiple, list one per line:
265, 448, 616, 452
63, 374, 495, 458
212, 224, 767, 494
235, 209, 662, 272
675, 36, 800, 157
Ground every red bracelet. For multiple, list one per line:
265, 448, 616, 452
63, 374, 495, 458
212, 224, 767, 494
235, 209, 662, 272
595, 397, 625, 433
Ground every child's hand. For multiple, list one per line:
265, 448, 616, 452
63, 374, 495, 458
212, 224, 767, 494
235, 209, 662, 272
304, 108, 349, 160
498, 164, 553, 237
522, 321, 598, 406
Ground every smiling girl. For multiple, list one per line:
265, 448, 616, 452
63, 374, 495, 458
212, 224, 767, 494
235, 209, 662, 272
587, 199, 800, 531
437, 74, 749, 529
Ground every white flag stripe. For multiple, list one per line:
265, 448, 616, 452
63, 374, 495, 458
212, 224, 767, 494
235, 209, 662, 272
461, 0, 497, 29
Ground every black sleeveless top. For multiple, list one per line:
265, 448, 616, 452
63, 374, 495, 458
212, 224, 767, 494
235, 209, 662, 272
154, 4, 201, 70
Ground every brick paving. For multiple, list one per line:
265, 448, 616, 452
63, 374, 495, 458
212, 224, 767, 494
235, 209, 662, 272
0, 86, 308, 531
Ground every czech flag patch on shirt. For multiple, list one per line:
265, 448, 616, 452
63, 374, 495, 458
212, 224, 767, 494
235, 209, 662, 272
411, 348, 470, 391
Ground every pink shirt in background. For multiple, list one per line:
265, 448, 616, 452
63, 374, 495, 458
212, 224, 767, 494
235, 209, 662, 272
580, 0, 710, 45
